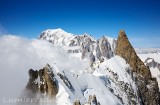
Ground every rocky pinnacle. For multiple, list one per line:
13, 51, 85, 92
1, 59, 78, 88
115, 30, 160, 105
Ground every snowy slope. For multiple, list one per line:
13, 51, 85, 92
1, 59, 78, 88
33, 36, 137, 105
51, 56, 140, 105
0, 30, 140, 105
38, 29, 140, 105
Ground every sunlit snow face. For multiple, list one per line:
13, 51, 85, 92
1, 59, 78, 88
0, 35, 89, 105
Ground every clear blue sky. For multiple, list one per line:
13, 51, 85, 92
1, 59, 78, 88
0, 0, 160, 48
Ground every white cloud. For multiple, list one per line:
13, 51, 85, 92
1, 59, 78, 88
0, 35, 88, 105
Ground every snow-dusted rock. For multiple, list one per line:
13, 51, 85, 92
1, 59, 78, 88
39, 29, 115, 67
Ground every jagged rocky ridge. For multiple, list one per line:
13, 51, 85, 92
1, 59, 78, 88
19, 64, 58, 105
39, 29, 116, 65
115, 30, 160, 105
21, 29, 160, 105
26, 64, 58, 97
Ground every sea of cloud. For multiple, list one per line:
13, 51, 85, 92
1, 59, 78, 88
0, 35, 89, 105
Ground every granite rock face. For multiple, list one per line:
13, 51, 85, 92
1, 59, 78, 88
26, 64, 58, 97
115, 30, 160, 105
19, 64, 58, 105
115, 30, 151, 79
96, 36, 114, 62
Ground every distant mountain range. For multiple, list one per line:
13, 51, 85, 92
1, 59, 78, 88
136, 48, 160, 54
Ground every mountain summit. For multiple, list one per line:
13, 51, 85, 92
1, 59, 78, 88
39, 29, 116, 66
116, 30, 151, 78
116, 30, 160, 105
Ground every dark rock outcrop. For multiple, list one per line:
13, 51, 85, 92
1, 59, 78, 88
73, 95, 100, 105
115, 30, 160, 105
26, 64, 58, 97
88, 95, 100, 105
18, 64, 59, 105
144, 57, 160, 70
17, 64, 58, 105
115, 30, 151, 79
73, 100, 81, 105
57, 72, 75, 92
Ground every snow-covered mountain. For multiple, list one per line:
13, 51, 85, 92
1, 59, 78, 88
39, 28, 74, 46
0, 29, 159, 105
27, 29, 158, 105
39, 28, 116, 66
